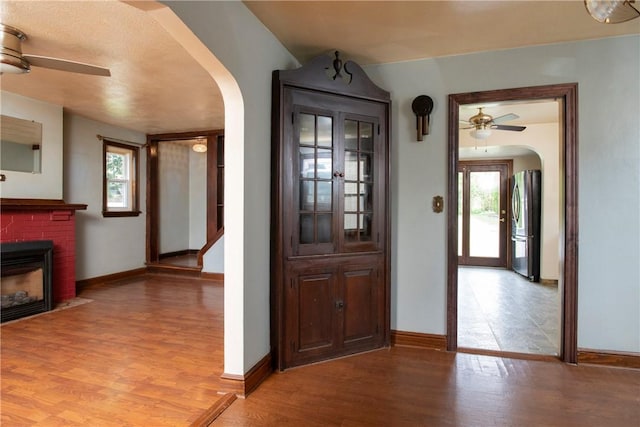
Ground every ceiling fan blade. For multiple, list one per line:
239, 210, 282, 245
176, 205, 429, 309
492, 124, 526, 132
23, 54, 110, 76
491, 113, 519, 124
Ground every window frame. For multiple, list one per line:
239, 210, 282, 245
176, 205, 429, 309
102, 139, 141, 217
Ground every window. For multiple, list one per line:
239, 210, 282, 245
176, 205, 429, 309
102, 140, 140, 217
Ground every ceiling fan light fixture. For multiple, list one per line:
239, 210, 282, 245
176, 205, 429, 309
584, 0, 640, 23
0, 24, 29, 74
0, 54, 30, 74
1, 22, 110, 77
470, 128, 492, 140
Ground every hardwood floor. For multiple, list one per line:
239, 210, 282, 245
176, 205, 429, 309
216, 348, 639, 426
1, 274, 224, 426
2, 274, 639, 426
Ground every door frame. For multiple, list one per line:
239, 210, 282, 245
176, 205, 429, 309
146, 129, 224, 267
447, 83, 578, 363
458, 160, 512, 268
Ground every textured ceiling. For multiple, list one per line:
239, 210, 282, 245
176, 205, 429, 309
0, 0, 224, 135
244, 0, 640, 66
0, 1, 638, 136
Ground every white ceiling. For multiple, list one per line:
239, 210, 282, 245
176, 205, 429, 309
1, 1, 638, 135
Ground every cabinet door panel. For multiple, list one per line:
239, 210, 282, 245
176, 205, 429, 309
297, 273, 335, 351
342, 266, 378, 344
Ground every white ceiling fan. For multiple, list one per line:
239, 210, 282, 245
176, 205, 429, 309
0, 23, 110, 76
461, 107, 526, 140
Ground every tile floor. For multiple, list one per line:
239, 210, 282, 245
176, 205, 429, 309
458, 266, 560, 355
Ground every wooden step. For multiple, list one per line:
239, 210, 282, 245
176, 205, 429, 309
146, 263, 202, 277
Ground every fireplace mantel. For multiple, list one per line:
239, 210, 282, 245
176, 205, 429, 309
1, 198, 87, 211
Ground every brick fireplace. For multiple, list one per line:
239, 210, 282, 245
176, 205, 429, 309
1, 199, 87, 303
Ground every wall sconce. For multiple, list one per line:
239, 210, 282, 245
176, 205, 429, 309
411, 95, 434, 141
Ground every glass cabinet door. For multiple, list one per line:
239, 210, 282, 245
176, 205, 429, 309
343, 119, 375, 247
293, 107, 382, 256
297, 112, 335, 254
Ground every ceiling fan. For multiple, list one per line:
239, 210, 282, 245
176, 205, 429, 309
0, 23, 110, 76
461, 107, 526, 140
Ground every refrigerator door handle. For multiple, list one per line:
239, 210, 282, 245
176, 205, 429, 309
512, 182, 521, 223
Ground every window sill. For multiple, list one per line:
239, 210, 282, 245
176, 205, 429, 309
102, 210, 142, 218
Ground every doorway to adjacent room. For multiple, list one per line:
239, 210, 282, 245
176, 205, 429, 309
146, 130, 224, 272
447, 83, 578, 363
456, 158, 560, 355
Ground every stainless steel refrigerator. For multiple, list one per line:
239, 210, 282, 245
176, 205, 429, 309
511, 170, 541, 282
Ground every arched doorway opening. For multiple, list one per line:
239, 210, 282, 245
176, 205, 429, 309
139, 2, 246, 378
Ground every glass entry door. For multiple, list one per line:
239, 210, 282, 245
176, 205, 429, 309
458, 161, 509, 267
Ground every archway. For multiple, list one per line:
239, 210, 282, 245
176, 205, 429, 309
136, 2, 246, 377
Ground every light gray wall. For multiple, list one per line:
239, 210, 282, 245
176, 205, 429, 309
364, 35, 640, 352
1, 91, 63, 199
159, 142, 190, 254
63, 113, 147, 280
189, 148, 207, 250
158, 142, 207, 254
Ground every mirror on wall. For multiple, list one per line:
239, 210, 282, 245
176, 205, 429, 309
0, 115, 43, 174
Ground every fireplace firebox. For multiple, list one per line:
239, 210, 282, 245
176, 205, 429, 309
1, 240, 53, 322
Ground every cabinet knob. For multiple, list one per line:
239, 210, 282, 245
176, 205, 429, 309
335, 300, 344, 310
333, 171, 344, 178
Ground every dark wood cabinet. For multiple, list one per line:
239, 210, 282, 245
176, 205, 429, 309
272, 53, 391, 370
284, 254, 384, 367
